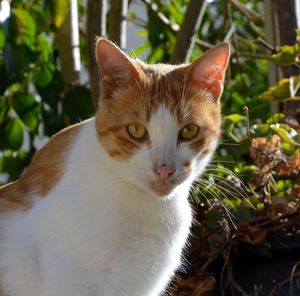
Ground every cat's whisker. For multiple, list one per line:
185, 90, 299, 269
205, 164, 251, 194
199, 172, 249, 200
195, 180, 237, 227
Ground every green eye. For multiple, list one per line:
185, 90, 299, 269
179, 124, 199, 140
127, 123, 148, 140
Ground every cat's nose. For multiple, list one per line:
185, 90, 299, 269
154, 164, 175, 182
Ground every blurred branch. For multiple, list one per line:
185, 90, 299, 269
87, 0, 107, 109
195, 39, 213, 50
108, 0, 128, 49
170, 0, 207, 64
141, 0, 179, 33
228, 0, 262, 22
254, 37, 276, 53
57, 0, 81, 84
236, 51, 275, 61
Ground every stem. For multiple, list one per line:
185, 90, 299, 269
170, 0, 207, 64
108, 0, 128, 50
243, 106, 252, 141
87, 0, 107, 109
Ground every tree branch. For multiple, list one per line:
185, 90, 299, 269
170, 0, 207, 64
57, 0, 81, 84
87, 0, 107, 109
108, 0, 128, 49
141, 0, 179, 33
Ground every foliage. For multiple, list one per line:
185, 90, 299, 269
0, 0, 94, 184
1, 0, 300, 294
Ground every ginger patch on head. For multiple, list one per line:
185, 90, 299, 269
94, 38, 230, 159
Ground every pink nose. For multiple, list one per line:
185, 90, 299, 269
154, 164, 175, 181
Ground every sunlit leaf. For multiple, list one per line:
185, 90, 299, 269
224, 114, 245, 123
259, 76, 300, 102
266, 113, 285, 124
0, 27, 5, 49
272, 44, 300, 65
14, 8, 36, 48
34, 65, 53, 87
270, 124, 296, 144
50, 0, 70, 29
0, 118, 24, 150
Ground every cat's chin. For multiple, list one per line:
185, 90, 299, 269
150, 184, 175, 197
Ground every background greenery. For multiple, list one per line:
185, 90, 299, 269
0, 0, 299, 295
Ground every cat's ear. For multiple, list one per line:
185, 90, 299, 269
95, 38, 139, 95
187, 42, 230, 101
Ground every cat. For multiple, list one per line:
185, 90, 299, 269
0, 38, 230, 296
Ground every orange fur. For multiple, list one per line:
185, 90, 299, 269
0, 124, 81, 212
96, 61, 222, 159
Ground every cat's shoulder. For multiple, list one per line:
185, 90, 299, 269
0, 122, 82, 213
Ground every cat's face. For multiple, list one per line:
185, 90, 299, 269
95, 39, 230, 197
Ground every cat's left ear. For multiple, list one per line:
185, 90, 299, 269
95, 38, 140, 96
186, 42, 230, 102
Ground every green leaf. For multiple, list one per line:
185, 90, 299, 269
34, 65, 53, 87
3, 44, 20, 82
0, 118, 24, 150
260, 76, 300, 102
266, 113, 285, 124
233, 207, 253, 221
50, 0, 70, 28
205, 209, 221, 229
224, 114, 245, 123
12, 93, 40, 131
0, 98, 9, 123
63, 86, 94, 124
0, 27, 5, 49
36, 35, 52, 62
272, 44, 300, 65
0, 150, 28, 182
14, 8, 36, 48
270, 124, 295, 144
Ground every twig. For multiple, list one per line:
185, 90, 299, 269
108, 0, 128, 49
228, 0, 262, 22
243, 106, 252, 142
199, 256, 216, 272
236, 51, 275, 61
224, 22, 236, 41
254, 37, 276, 53
290, 261, 300, 295
194, 39, 214, 50
221, 242, 232, 296
268, 272, 300, 296
170, 0, 207, 63
227, 260, 249, 296
140, 0, 179, 33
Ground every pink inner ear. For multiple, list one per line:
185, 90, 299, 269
96, 38, 138, 82
189, 43, 230, 98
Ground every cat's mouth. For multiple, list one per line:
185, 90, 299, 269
151, 183, 174, 196
150, 179, 177, 196
149, 173, 190, 196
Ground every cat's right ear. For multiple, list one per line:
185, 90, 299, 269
95, 38, 139, 96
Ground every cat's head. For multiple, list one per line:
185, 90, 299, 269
95, 38, 230, 198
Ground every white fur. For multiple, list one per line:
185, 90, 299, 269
0, 106, 214, 296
